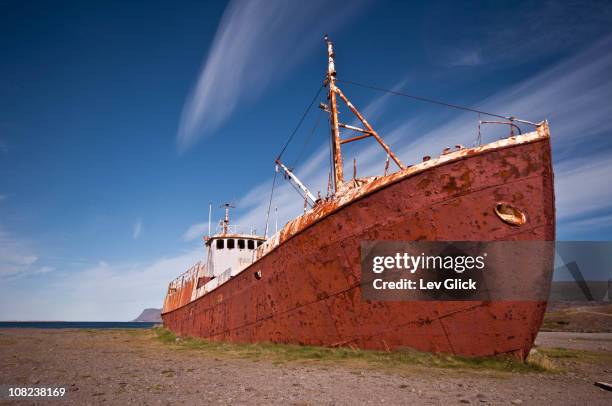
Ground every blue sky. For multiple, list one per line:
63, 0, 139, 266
1, 0, 611, 320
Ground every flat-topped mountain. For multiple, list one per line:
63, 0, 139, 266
132, 308, 161, 323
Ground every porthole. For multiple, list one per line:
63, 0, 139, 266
494, 202, 526, 226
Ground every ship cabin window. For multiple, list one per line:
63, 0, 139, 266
216, 239, 224, 249
238, 239, 245, 249
227, 239, 235, 250
247, 240, 255, 250
257, 240, 263, 247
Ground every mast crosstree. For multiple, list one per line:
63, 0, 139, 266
323, 35, 405, 193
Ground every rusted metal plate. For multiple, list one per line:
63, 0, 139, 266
162, 128, 554, 359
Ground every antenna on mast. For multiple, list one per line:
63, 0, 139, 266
220, 203, 235, 234
208, 202, 212, 237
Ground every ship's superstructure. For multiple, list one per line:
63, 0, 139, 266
162, 36, 555, 359
163, 204, 264, 313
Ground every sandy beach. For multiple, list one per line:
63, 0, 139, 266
1, 328, 611, 405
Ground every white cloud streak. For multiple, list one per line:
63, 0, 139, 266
423, 0, 612, 67
0, 248, 202, 321
563, 213, 612, 231
176, 0, 367, 151
133, 217, 142, 240
183, 222, 208, 242
0, 226, 39, 278
555, 152, 612, 221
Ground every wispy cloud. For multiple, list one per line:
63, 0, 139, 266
183, 222, 208, 242
176, 0, 367, 151
423, 0, 612, 67
396, 35, 612, 233
0, 194, 8, 202
34, 266, 54, 274
0, 248, 202, 321
395, 35, 612, 230
0, 226, 39, 278
563, 213, 612, 231
132, 217, 142, 240
555, 152, 612, 221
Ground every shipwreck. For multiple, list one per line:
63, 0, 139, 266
162, 36, 555, 359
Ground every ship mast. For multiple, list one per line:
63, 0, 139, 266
323, 35, 405, 194
325, 35, 344, 190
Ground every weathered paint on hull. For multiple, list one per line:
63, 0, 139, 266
162, 133, 554, 359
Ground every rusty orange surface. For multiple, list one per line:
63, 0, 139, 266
162, 127, 554, 360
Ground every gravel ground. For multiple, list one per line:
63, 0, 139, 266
542, 303, 612, 333
535, 332, 612, 351
1, 329, 611, 405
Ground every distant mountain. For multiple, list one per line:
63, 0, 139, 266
132, 308, 162, 323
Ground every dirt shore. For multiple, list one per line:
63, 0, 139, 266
542, 303, 612, 333
1, 329, 611, 405
535, 332, 612, 351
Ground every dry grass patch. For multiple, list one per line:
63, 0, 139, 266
153, 327, 553, 374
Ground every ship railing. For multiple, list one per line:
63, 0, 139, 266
168, 261, 205, 289
214, 224, 258, 236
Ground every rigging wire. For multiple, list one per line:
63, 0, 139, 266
276, 84, 325, 161
292, 110, 324, 168
266, 84, 325, 225
336, 78, 539, 126
263, 169, 278, 238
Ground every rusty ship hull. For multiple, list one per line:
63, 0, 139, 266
162, 125, 555, 359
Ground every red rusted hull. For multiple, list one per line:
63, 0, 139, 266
162, 132, 555, 359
